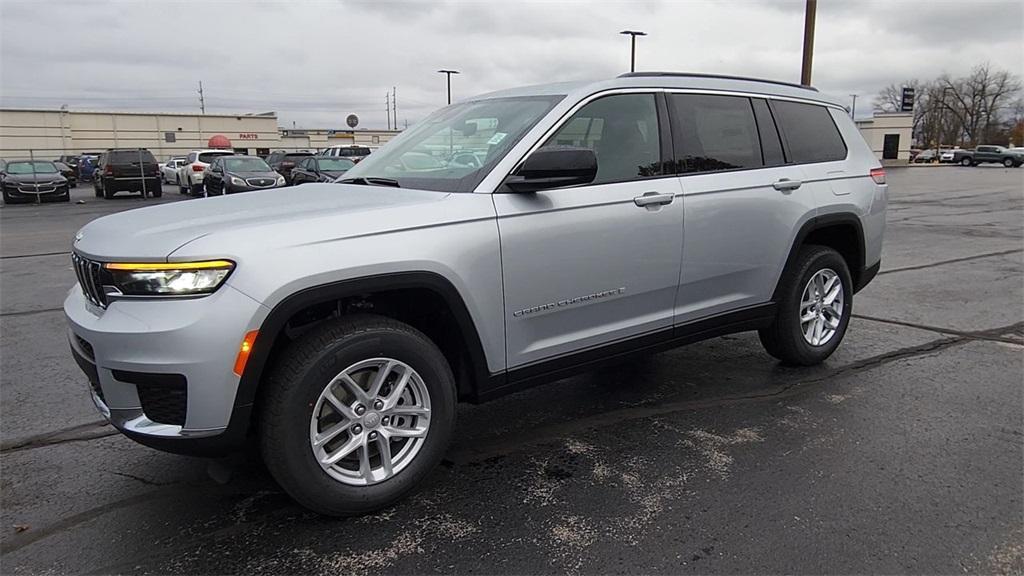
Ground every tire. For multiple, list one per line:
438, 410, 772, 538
103, 185, 116, 200
960, 157, 972, 167
190, 183, 204, 196
260, 314, 456, 516
1003, 158, 1014, 168
178, 176, 189, 195
759, 245, 853, 366
151, 186, 163, 198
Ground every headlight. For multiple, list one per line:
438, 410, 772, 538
276, 176, 286, 186
103, 260, 234, 296
230, 176, 246, 186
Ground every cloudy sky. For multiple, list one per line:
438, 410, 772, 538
1, 0, 1021, 129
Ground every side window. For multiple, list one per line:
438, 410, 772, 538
771, 100, 847, 164
751, 98, 785, 166
541, 93, 661, 185
669, 94, 762, 173
187, 152, 197, 163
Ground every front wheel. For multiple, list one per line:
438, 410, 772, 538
960, 157, 972, 167
759, 245, 852, 366
1003, 158, 1015, 168
260, 314, 456, 516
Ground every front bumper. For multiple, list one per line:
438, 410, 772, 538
3, 184, 69, 200
64, 282, 268, 455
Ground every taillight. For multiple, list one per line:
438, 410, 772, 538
192, 164, 205, 172
104, 165, 114, 175
870, 168, 886, 185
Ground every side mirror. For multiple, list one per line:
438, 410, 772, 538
503, 146, 597, 192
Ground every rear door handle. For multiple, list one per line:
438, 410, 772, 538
772, 178, 802, 191
633, 192, 675, 207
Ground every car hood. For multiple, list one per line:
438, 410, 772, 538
73, 183, 452, 260
227, 170, 281, 179
4, 173, 66, 183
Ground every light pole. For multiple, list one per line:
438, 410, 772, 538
437, 69, 460, 105
849, 94, 857, 119
619, 30, 646, 73
800, 0, 817, 86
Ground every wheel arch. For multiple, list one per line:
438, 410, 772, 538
234, 271, 492, 415
773, 213, 866, 301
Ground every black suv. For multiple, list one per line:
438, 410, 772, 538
265, 151, 314, 185
93, 149, 162, 199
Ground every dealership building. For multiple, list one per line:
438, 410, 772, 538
0, 108, 400, 159
854, 111, 913, 164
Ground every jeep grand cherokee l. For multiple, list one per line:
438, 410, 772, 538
66, 73, 886, 516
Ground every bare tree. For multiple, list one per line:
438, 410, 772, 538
874, 79, 930, 142
937, 63, 1022, 145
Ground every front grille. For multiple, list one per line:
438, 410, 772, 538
71, 253, 107, 308
113, 370, 188, 426
246, 177, 275, 187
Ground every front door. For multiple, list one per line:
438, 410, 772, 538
882, 133, 899, 160
494, 93, 684, 368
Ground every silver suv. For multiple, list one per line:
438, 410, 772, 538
65, 73, 886, 515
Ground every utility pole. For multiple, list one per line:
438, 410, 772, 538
386, 92, 391, 130
619, 30, 647, 73
800, 0, 817, 86
849, 94, 857, 119
437, 70, 460, 105
392, 86, 397, 132
198, 81, 206, 114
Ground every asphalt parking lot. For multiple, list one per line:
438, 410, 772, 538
1, 168, 1022, 574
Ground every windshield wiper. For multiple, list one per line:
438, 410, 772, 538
338, 176, 401, 188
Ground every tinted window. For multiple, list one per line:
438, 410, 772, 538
318, 158, 356, 171
669, 94, 762, 173
751, 98, 785, 166
108, 150, 157, 163
772, 101, 847, 163
284, 153, 312, 162
541, 93, 661, 185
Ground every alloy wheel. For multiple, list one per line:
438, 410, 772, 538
799, 268, 844, 346
309, 358, 431, 486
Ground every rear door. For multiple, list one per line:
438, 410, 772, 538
669, 93, 813, 323
495, 92, 684, 368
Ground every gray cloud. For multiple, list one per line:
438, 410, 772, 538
1, 0, 1020, 128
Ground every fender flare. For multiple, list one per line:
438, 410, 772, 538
772, 213, 866, 301
234, 271, 491, 411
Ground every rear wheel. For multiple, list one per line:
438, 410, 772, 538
960, 157, 972, 167
260, 314, 456, 516
103, 185, 116, 199
759, 245, 852, 366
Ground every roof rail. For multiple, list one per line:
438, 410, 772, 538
617, 71, 819, 92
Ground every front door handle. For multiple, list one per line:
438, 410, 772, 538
772, 178, 802, 191
633, 192, 675, 207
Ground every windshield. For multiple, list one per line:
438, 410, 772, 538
198, 152, 233, 163
108, 150, 157, 163
318, 158, 355, 171
225, 157, 272, 172
7, 161, 59, 174
337, 147, 370, 157
342, 95, 563, 192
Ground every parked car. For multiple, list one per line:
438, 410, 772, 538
952, 145, 1024, 167
56, 154, 81, 173
203, 155, 285, 195
291, 156, 356, 184
912, 149, 938, 163
176, 150, 235, 195
54, 161, 78, 187
321, 145, 373, 163
92, 149, 162, 199
265, 151, 314, 185
66, 72, 885, 516
2, 159, 71, 203
160, 157, 187, 184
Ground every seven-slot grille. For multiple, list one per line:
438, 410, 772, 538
71, 253, 107, 308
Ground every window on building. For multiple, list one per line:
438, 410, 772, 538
540, 93, 661, 185
771, 100, 847, 164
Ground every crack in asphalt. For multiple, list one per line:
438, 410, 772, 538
0, 306, 65, 318
0, 421, 116, 454
877, 248, 1023, 276
109, 471, 178, 487
0, 251, 69, 260
853, 315, 1024, 345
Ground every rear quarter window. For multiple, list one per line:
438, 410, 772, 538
772, 101, 847, 164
